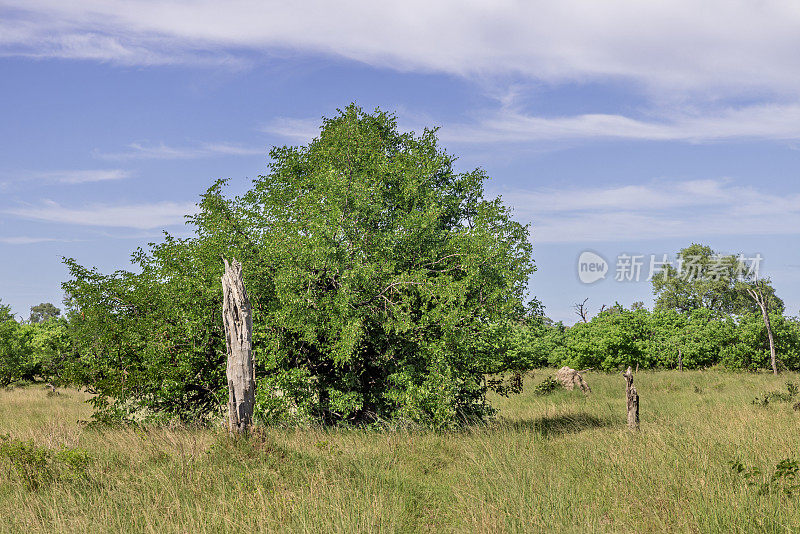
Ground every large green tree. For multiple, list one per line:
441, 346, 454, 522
63, 105, 535, 427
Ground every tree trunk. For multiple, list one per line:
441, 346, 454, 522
623, 366, 639, 430
222, 258, 255, 435
678, 347, 683, 372
747, 283, 778, 376
762, 305, 778, 376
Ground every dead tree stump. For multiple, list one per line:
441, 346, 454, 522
222, 258, 255, 436
623, 366, 639, 430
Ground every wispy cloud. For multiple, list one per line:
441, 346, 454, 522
495, 178, 800, 243
4, 200, 197, 229
95, 142, 264, 160
260, 118, 321, 143
0, 18, 246, 68
0, 236, 74, 245
440, 104, 800, 144
24, 168, 132, 184
264, 103, 800, 147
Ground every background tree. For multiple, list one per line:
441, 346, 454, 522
22, 316, 71, 383
29, 302, 61, 324
652, 244, 783, 316
561, 304, 651, 371
0, 300, 29, 387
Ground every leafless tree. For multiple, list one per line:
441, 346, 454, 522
746, 279, 778, 375
574, 298, 590, 323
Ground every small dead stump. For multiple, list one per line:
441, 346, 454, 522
555, 366, 591, 394
623, 366, 639, 430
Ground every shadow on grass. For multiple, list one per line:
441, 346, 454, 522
497, 413, 613, 438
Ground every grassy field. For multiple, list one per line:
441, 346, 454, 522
1, 370, 799, 533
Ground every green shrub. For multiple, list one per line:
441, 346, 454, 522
533, 376, 559, 396
0, 434, 92, 490
751, 382, 799, 406
730, 458, 800, 496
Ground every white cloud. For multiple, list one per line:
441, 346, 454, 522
95, 142, 264, 160
3, 0, 800, 98
0, 17, 245, 67
495, 179, 800, 243
24, 169, 132, 184
0, 236, 71, 245
5, 200, 197, 229
260, 118, 322, 143
439, 104, 800, 144
9, 2, 800, 146
265, 103, 800, 146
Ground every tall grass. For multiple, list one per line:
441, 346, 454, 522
1, 370, 799, 533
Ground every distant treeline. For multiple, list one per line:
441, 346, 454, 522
500, 305, 800, 373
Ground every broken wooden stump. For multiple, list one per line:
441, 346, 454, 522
222, 258, 255, 436
555, 366, 591, 394
623, 366, 639, 430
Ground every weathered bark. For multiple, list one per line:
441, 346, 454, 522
623, 366, 639, 430
747, 282, 778, 375
555, 366, 591, 394
764, 310, 777, 375
222, 258, 255, 435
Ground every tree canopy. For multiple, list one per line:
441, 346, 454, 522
28, 302, 61, 324
652, 243, 783, 316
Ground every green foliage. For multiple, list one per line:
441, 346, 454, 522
559, 305, 652, 371
652, 243, 783, 316
511, 303, 800, 373
0, 300, 30, 387
532, 376, 559, 396
20, 317, 71, 383
29, 302, 61, 324
0, 299, 75, 387
751, 381, 799, 406
730, 458, 800, 497
717, 311, 800, 371
492, 241, 794, 374
62, 105, 535, 427
0, 433, 92, 490
62, 252, 227, 423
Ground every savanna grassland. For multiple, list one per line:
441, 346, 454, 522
2, 370, 799, 533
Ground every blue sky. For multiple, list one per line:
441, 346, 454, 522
1, 1, 800, 323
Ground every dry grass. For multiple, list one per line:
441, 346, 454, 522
1, 370, 799, 533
